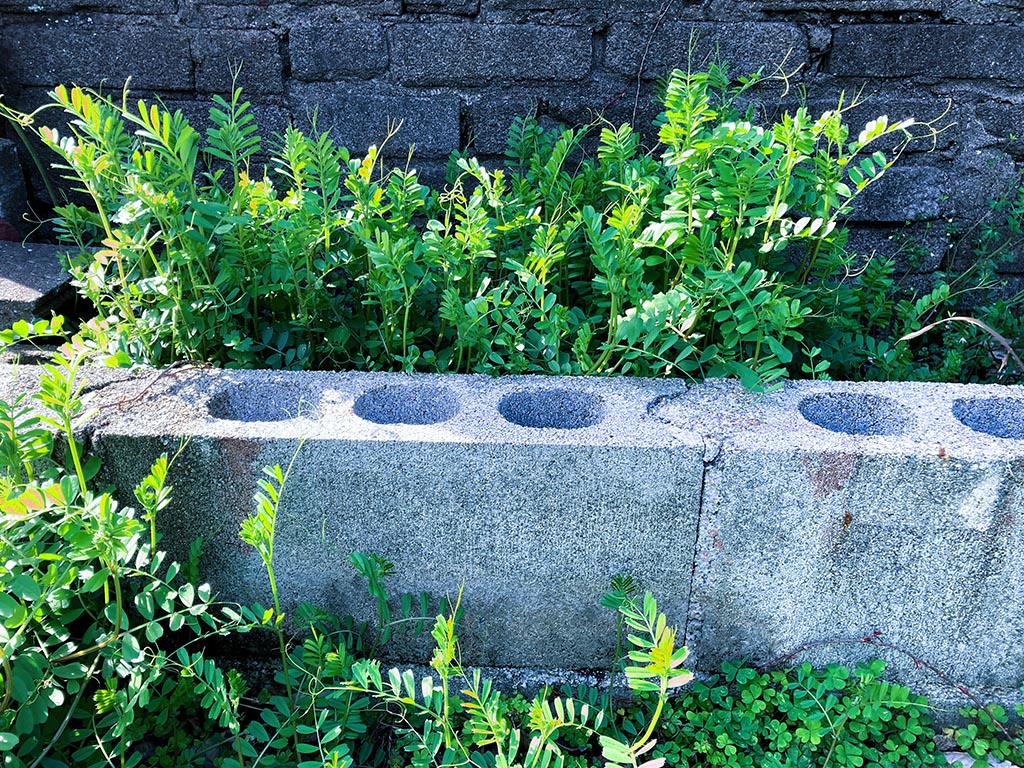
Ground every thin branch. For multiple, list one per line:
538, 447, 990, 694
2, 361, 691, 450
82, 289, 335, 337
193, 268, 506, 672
898, 316, 1023, 376
632, 1, 673, 125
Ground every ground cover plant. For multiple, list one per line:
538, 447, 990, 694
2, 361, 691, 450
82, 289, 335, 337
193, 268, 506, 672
8, 62, 1019, 390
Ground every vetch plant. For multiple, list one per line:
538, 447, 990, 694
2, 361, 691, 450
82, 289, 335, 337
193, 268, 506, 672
1, 62, 940, 389
0, 317, 261, 768
341, 585, 692, 768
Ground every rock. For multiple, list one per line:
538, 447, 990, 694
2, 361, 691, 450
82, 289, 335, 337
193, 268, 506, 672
0, 241, 75, 328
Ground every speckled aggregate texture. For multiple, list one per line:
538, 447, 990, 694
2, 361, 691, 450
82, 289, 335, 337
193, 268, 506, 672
0, 242, 74, 327
85, 368, 701, 669
354, 383, 459, 425
5, 362, 1023, 709
797, 391, 912, 436
652, 379, 1024, 710
497, 388, 606, 429
953, 397, 1024, 440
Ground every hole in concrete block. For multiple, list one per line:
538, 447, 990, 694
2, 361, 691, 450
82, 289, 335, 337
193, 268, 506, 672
798, 393, 910, 436
354, 384, 458, 425
208, 386, 317, 423
498, 388, 605, 430
952, 398, 1024, 440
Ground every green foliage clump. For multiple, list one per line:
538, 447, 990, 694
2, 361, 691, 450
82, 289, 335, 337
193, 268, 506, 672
814, 176, 1024, 384
946, 699, 1024, 768
4, 64, 946, 389
0, 318, 262, 768
654, 659, 938, 768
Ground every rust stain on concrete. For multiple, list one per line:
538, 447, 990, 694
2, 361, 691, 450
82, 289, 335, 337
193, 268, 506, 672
802, 451, 858, 499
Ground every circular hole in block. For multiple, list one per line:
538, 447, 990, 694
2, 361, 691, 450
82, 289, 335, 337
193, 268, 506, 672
208, 386, 318, 422
498, 388, 605, 430
952, 398, 1024, 440
354, 384, 459, 425
798, 392, 910, 436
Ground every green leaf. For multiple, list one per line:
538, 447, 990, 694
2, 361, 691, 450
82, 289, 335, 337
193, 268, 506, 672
145, 621, 165, 642
53, 663, 89, 680
9, 575, 40, 602
0, 592, 20, 619
121, 633, 144, 664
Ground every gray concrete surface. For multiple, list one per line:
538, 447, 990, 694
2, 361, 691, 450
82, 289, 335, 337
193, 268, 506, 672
0, 138, 27, 232
2, 360, 1022, 712
0, 241, 74, 327
652, 379, 1024, 709
87, 369, 703, 669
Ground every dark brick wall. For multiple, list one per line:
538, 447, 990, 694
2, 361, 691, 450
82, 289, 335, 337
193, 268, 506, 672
2, 0, 1024, 275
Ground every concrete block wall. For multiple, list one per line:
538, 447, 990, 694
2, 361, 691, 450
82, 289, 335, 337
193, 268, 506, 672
1, 0, 1024, 279
3, 363, 1019, 708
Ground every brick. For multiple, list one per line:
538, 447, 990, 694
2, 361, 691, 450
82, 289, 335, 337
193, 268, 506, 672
390, 23, 591, 86
289, 83, 460, 158
407, 0, 479, 14
290, 23, 388, 81
849, 166, 945, 223
605, 22, 808, 80
0, 17, 192, 90
194, 30, 284, 96
0, 0, 177, 12
831, 25, 1024, 81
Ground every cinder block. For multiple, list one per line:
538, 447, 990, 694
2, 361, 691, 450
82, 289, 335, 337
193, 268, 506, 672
464, 91, 539, 155
0, 139, 27, 233
653, 379, 1024, 701
193, 30, 284, 95
845, 223, 949, 274
0, 241, 74, 328
483, 0, 674, 11
389, 23, 591, 86
406, 0, 479, 15
90, 370, 705, 668
0, 17, 192, 90
850, 166, 946, 223
731, 0, 941, 9
9, 355, 1024, 705
795, 95, 960, 156
160, 99, 291, 144
0, 0, 177, 12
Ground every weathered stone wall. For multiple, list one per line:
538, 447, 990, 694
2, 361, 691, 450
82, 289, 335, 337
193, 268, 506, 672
2, 0, 1024, 277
